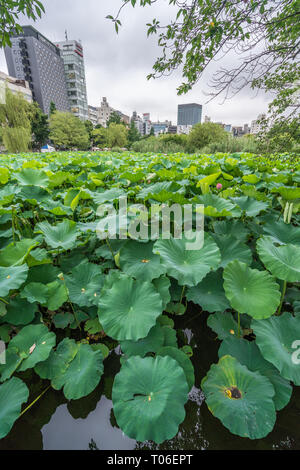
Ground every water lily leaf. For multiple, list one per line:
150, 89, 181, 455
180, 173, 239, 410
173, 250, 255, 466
223, 261, 281, 319
187, 270, 230, 313
153, 233, 221, 287
36, 220, 78, 250
0, 239, 39, 267
230, 196, 268, 217
64, 262, 103, 307
8, 324, 56, 372
262, 219, 300, 245
92, 188, 125, 204
0, 264, 28, 297
53, 313, 74, 329
252, 313, 300, 385
213, 234, 252, 268
35, 338, 78, 381
120, 325, 165, 358
201, 355, 276, 439
213, 219, 249, 242
161, 326, 178, 348
112, 355, 189, 444
207, 312, 239, 340
157, 346, 195, 391
219, 337, 292, 411
153, 276, 171, 310
119, 241, 166, 282
98, 276, 162, 341
15, 169, 49, 187
272, 186, 300, 201
197, 194, 241, 217
0, 377, 29, 439
257, 236, 300, 282
51, 343, 104, 400
44, 281, 68, 311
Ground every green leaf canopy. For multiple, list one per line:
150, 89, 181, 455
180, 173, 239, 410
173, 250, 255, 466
0, 264, 28, 297
223, 261, 281, 319
187, 270, 230, 313
119, 240, 166, 282
64, 262, 103, 307
112, 355, 189, 443
0, 377, 29, 439
36, 220, 78, 250
257, 236, 300, 282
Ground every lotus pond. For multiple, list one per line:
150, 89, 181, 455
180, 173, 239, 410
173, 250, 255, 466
0, 150, 299, 450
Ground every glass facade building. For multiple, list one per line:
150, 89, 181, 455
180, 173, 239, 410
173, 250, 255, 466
4, 26, 69, 114
177, 103, 203, 126
56, 40, 89, 121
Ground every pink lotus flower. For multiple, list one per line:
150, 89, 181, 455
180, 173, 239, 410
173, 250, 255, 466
216, 183, 223, 190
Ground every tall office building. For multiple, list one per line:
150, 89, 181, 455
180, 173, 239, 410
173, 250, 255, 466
56, 39, 89, 121
177, 103, 202, 126
4, 25, 69, 114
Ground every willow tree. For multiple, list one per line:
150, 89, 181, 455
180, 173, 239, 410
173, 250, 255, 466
0, 88, 32, 153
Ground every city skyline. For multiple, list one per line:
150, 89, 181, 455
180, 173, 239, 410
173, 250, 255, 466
0, 0, 271, 125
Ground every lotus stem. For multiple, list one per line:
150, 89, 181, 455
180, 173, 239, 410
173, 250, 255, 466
19, 385, 51, 418
179, 286, 186, 306
277, 280, 287, 316
238, 312, 241, 338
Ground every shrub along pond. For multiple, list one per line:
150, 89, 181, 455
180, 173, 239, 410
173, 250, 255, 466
0, 150, 299, 449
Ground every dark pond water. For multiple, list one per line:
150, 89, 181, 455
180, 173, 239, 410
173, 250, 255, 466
1, 308, 300, 451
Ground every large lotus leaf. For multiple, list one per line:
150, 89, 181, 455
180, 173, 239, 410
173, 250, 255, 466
213, 234, 252, 268
153, 276, 171, 310
92, 188, 126, 204
230, 196, 269, 217
15, 169, 49, 187
223, 261, 281, 319
252, 313, 300, 385
20, 282, 49, 304
98, 276, 162, 341
51, 343, 104, 400
272, 186, 300, 201
207, 312, 239, 339
27, 264, 60, 284
197, 194, 241, 218
64, 262, 103, 307
157, 346, 195, 391
120, 325, 165, 357
36, 220, 78, 250
0, 377, 29, 439
187, 270, 230, 313
0, 297, 37, 326
0, 264, 28, 297
201, 355, 276, 439
153, 233, 221, 287
219, 337, 292, 411
8, 324, 56, 372
262, 218, 300, 245
112, 355, 188, 444
18, 186, 50, 204
213, 219, 250, 242
35, 338, 79, 380
44, 281, 68, 311
0, 239, 39, 267
257, 236, 300, 282
119, 241, 166, 282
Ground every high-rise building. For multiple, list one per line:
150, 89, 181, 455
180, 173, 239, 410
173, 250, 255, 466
88, 105, 99, 127
56, 39, 89, 121
0, 70, 32, 103
177, 103, 202, 126
4, 25, 69, 114
131, 111, 144, 135
143, 113, 152, 135
98, 97, 114, 127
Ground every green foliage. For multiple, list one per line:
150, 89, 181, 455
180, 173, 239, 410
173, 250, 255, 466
49, 111, 90, 150
28, 102, 50, 150
0, 0, 45, 47
106, 123, 128, 148
187, 122, 228, 152
128, 120, 141, 145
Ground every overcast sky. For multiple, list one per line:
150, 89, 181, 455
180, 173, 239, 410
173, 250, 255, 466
0, 0, 271, 125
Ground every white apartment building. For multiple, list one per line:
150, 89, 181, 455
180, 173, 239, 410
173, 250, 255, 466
0, 70, 32, 103
88, 105, 99, 127
177, 124, 193, 135
98, 97, 114, 127
251, 114, 266, 134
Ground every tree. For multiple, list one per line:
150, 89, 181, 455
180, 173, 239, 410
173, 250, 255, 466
0, 0, 45, 48
28, 102, 50, 150
128, 120, 141, 145
107, 111, 126, 127
49, 112, 90, 150
187, 122, 228, 151
257, 118, 300, 153
106, 123, 128, 148
49, 101, 57, 116
110, 1, 300, 121
92, 127, 108, 147
0, 88, 32, 152
84, 120, 94, 140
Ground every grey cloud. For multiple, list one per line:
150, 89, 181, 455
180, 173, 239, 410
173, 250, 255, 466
0, 0, 270, 125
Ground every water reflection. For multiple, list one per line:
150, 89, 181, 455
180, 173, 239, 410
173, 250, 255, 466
0, 308, 300, 450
